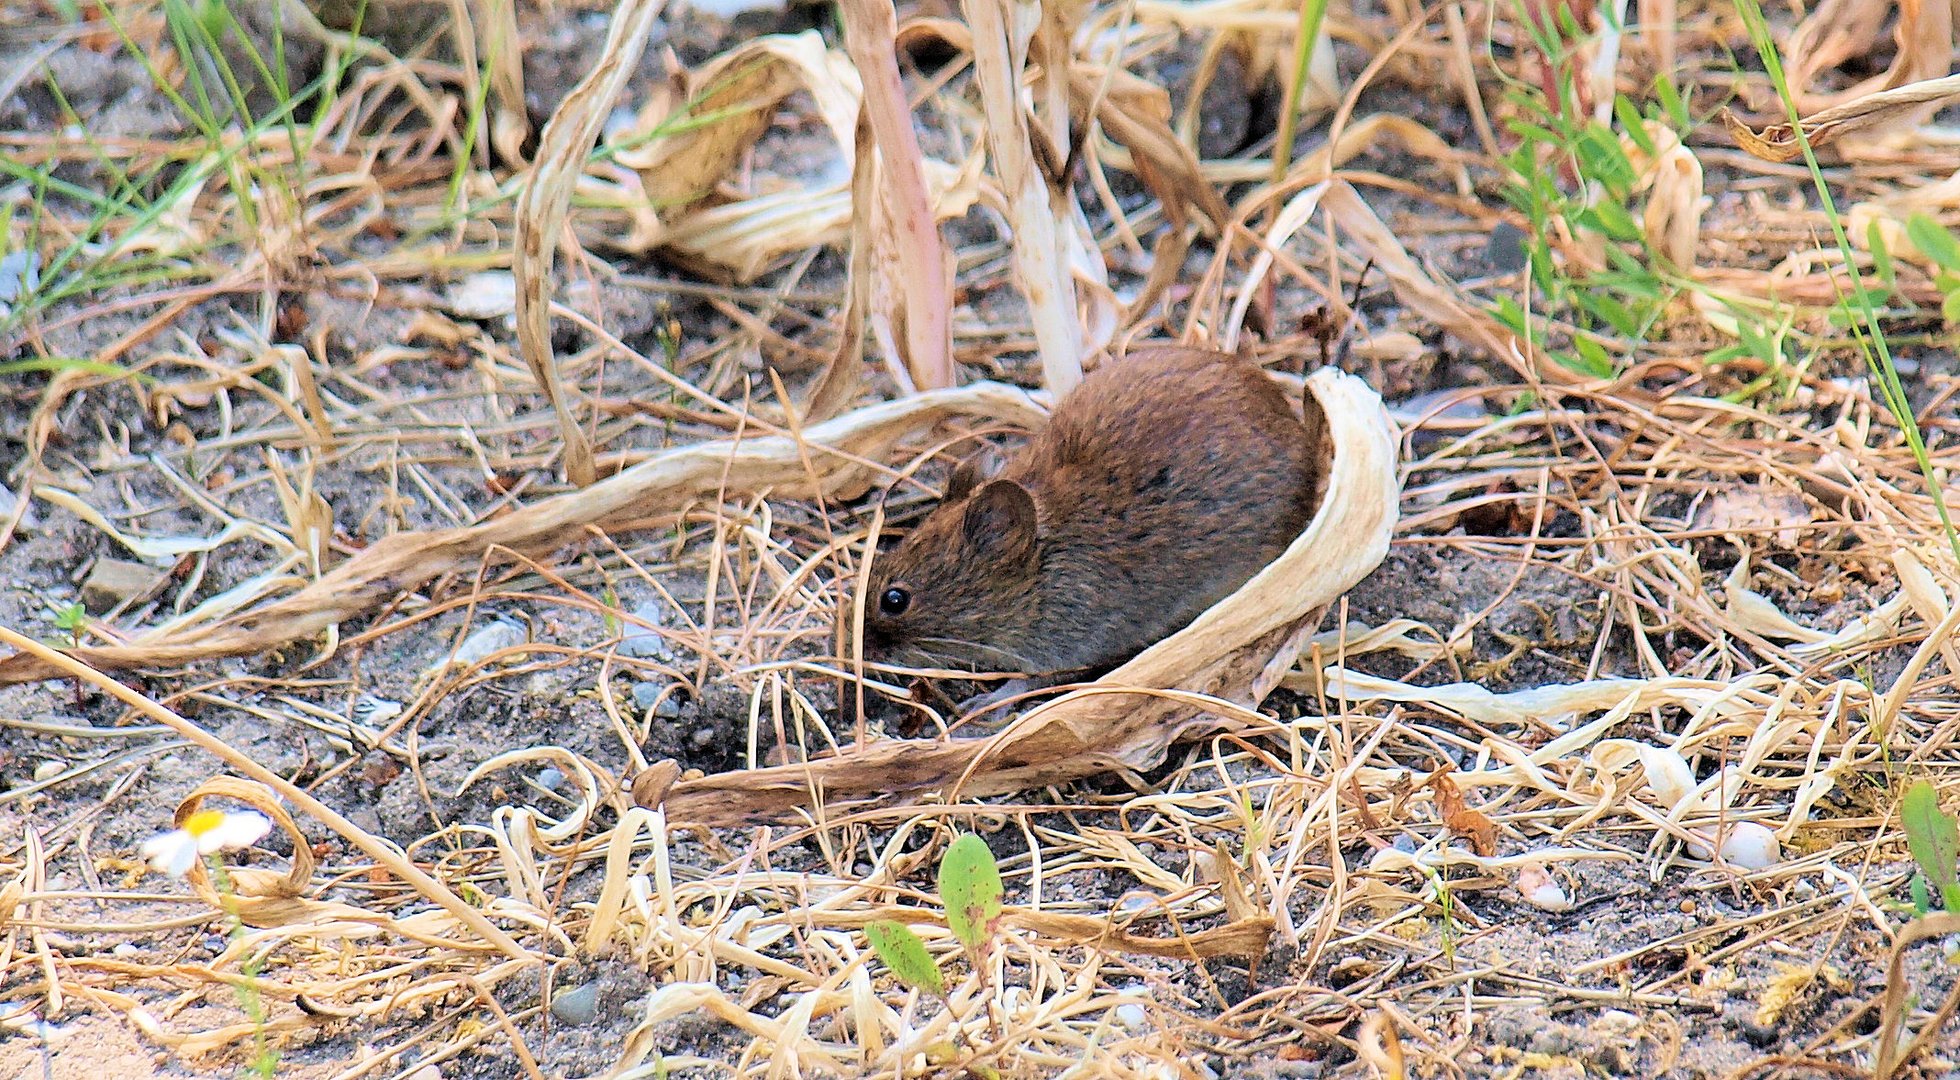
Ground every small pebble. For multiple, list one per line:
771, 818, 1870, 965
619, 600, 676, 661
1484, 221, 1529, 274
631, 682, 666, 710
1516, 865, 1572, 912
442, 620, 527, 670
536, 768, 566, 792
1687, 821, 1780, 869
550, 982, 600, 1026
689, 727, 716, 750
0, 480, 32, 529
79, 558, 166, 612
32, 760, 64, 782
1594, 1009, 1639, 1032
1112, 1002, 1146, 1030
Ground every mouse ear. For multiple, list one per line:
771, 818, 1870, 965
944, 445, 1005, 503
961, 479, 1038, 559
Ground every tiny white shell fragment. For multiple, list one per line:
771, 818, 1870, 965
1686, 821, 1780, 869
1594, 739, 1696, 811
443, 271, 517, 320
350, 694, 403, 726
1113, 1002, 1147, 1030
1516, 865, 1573, 912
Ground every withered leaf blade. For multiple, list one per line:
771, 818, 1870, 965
1427, 766, 1498, 858
1720, 74, 1960, 163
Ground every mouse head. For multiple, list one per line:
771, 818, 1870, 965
857, 460, 1043, 673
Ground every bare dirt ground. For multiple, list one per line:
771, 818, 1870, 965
5, 0, 1960, 1077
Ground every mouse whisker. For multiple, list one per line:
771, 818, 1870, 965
911, 635, 1041, 675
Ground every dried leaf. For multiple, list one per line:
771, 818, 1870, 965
839, 0, 956, 391
617, 33, 858, 214
1070, 62, 1230, 232
1427, 768, 1497, 857
962, 0, 1089, 392
1720, 73, 1960, 163
1007, 909, 1274, 959
513, 0, 667, 486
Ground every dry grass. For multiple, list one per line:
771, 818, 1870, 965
4, 0, 1960, 1076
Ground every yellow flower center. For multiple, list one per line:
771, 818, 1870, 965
183, 808, 226, 837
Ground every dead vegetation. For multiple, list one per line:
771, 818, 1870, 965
4, 0, 1960, 1076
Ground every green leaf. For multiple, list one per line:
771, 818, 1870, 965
1945, 882, 1960, 914
1902, 780, 1960, 897
1574, 124, 1636, 195
1578, 198, 1643, 245
1911, 872, 1931, 916
938, 833, 1004, 953
1943, 290, 1960, 326
865, 920, 944, 996
52, 603, 87, 634
1867, 219, 1897, 287
1571, 336, 1616, 377
1651, 72, 1689, 133
1504, 119, 1565, 151
1906, 213, 1960, 272
1491, 296, 1530, 336
1616, 96, 1655, 157
1577, 289, 1641, 336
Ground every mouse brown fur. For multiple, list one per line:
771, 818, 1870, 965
859, 345, 1325, 678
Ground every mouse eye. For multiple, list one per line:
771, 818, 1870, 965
878, 586, 911, 616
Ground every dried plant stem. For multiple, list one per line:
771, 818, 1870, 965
962, 0, 1086, 393
513, 0, 667, 485
837, 0, 954, 391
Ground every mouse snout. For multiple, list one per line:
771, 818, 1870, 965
859, 619, 899, 659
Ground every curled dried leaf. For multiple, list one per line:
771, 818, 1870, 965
1427, 767, 1497, 857
1720, 73, 1960, 162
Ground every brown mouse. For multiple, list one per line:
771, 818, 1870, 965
859, 345, 1325, 684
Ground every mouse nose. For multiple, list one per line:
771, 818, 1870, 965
861, 623, 897, 658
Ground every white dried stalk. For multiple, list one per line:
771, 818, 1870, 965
513, 0, 667, 486
963, 0, 1086, 393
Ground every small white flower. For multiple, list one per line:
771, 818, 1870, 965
139, 809, 272, 877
